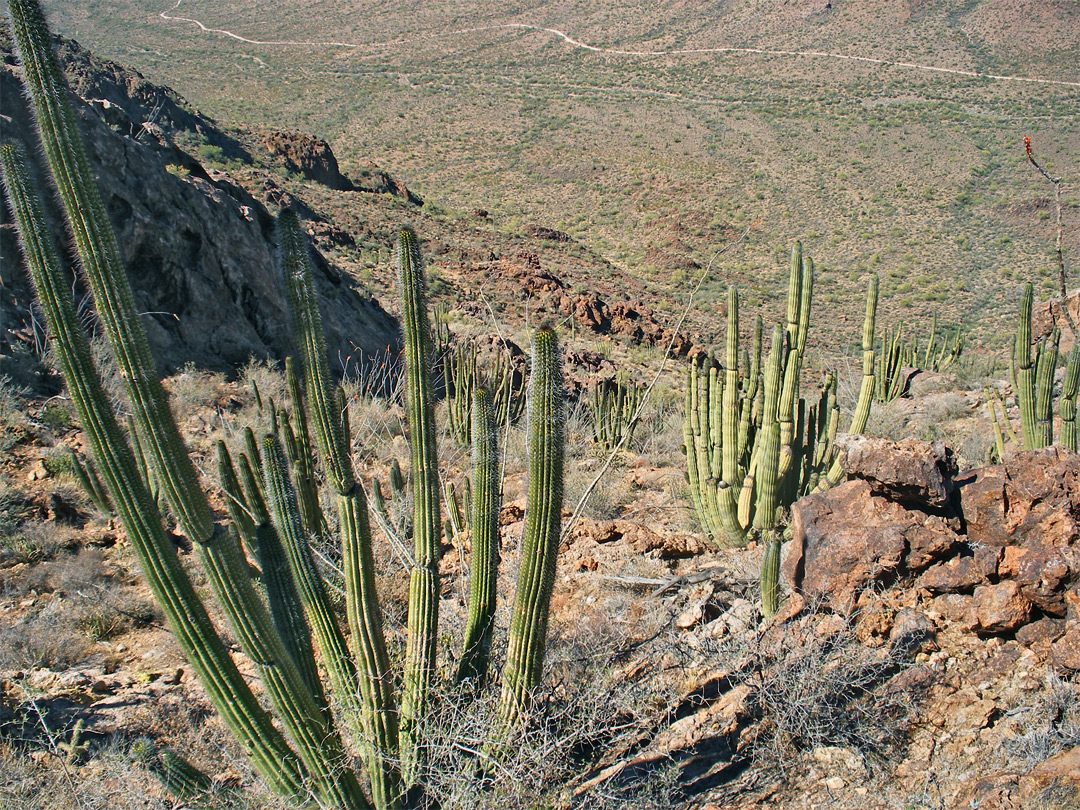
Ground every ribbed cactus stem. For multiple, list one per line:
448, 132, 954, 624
8, 0, 215, 548
458, 387, 500, 688
718, 286, 746, 547
69, 449, 112, 514
1061, 345, 1080, 452
396, 227, 442, 786
277, 210, 400, 809
262, 435, 400, 809
1033, 329, 1060, 449
499, 326, 565, 724
1, 141, 310, 801
824, 274, 877, 488
1015, 282, 1039, 450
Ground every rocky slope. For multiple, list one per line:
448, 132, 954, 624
0, 33, 399, 374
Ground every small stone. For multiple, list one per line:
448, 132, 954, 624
969, 581, 1032, 635
824, 776, 846, 792
1051, 623, 1080, 671
890, 608, 937, 653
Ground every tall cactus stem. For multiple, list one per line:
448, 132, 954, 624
396, 228, 442, 786
499, 326, 565, 724
458, 387, 500, 688
1, 139, 311, 801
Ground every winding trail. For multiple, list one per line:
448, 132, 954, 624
160, 1, 1080, 89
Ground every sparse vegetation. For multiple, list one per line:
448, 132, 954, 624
1, 2, 1079, 810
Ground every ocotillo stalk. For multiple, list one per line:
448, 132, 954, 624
278, 210, 400, 809
499, 325, 565, 724
457, 387, 500, 688
0, 141, 311, 802
394, 227, 442, 786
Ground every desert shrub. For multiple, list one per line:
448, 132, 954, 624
1005, 671, 1080, 767
0, 604, 89, 670
743, 613, 919, 772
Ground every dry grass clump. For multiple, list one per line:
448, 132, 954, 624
1005, 671, 1080, 768
742, 613, 919, 774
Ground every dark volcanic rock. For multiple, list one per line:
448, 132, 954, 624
956, 447, 1080, 548
261, 130, 353, 191
835, 435, 957, 509
1, 37, 399, 373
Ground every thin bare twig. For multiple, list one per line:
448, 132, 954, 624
1025, 135, 1077, 339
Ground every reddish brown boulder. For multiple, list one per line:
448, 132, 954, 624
1015, 617, 1067, 649
786, 480, 960, 609
957, 447, 1080, 548
1015, 546, 1080, 616
918, 555, 988, 594
1019, 745, 1080, 802
835, 435, 957, 508
968, 581, 1032, 635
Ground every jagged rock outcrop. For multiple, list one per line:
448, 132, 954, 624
1, 36, 399, 374
785, 441, 1080, 655
455, 249, 695, 356
260, 129, 423, 205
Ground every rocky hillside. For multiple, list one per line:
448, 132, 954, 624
0, 33, 400, 375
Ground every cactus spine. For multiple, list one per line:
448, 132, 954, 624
500, 326, 565, 723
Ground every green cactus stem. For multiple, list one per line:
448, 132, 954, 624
277, 210, 401, 810
457, 387, 501, 689
1, 139, 311, 802
499, 325, 565, 724
395, 227, 442, 787
1061, 345, 1080, 452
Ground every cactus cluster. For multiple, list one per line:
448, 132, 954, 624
443, 338, 526, 445
1, 3, 566, 807
683, 245, 878, 614
589, 373, 646, 452
989, 282, 1080, 456
875, 312, 964, 403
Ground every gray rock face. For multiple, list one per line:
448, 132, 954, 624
1, 37, 399, 374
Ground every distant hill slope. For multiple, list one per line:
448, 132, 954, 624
27, 1, 1080, 352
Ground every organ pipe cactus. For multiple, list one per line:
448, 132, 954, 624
3, 2, 568, 805
683, 244, 878, 553
444, 338, 526, 445
1061, 344, 1080, 452
590, 373, 646, 452
875, 312, 964, 403
991, 282, 1078, 455
499, 325, 565, 723
457, 387, 501, 688
1015, 281, 1061, 449
396, 227, 443, 786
